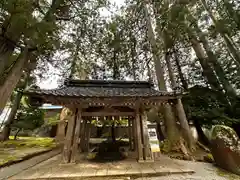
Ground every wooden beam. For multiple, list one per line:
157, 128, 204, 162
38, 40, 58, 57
82, 111, 135, 117
38, 95, 179, 107
62, 109, 77, 163
71, 109, 82, 163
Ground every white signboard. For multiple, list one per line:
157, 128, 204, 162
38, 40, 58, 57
148, 128, 160, 152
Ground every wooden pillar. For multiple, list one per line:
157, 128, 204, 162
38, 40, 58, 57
141, 111, 153, 162
56, 120, 66, 144
132, 116, 136, 151
80, 119, 87, 152
128, 117, 133, 150
81, 117, 91, 152
85, 119, 91, 152
62, 108, 77, 163
135, 108, 144, 162
70, 109, 82, 163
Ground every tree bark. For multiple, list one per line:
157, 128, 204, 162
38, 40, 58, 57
113, 49, 120, 80
69, 28, 81, 79
0, 1, 66, 112
165, 52, 176, 89
200, 34, 236, 100
200, 0, 240, 66
0, 91, 23, 141
0, 49, 29, 112
187, 10, 237, 100
193, 119, 209, 146
188, 34, 222, 91
0, 0, 65, 78
130, 34, 137, 80
143, 2, 166, 90
144, 1, 191, 153
0, 0, 37, 77
173, 49, 188, 91
165, 52, 194, 149
0, 37, 16, 78
162, 104, 179, 149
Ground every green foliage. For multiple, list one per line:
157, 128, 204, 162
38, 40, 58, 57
46, 113, 60, 125
1, 137, 56, 148
0, 137, 56, 166
211, 125, 238, 141
12, 98, 45, 131
91, 117, 128, 126
183, 86, 240, 127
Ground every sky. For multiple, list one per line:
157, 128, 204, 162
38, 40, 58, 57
37, 0, 125, 90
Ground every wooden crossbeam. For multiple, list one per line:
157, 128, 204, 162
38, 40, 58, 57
82, 111, 135, 117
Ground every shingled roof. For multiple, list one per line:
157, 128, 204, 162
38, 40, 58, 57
25, 79, 177, 98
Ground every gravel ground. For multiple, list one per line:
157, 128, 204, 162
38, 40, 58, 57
136, 160, 240, 180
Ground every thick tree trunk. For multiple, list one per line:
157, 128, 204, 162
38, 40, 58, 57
173, 49, 188, 91
187, 10, 237, 100
0, 91, 23, 141
175, 99, 195, 150
165, 52, 176, 89
0, 49, 29, 112
0, 37, 16, 78
69, 29, 81, 78
188, 34, 222, 91
130, 35, 137, 80
0, 0, 66, 112
113, 50, 120, 80
165, 52, 194, 149
162, 104, 179, 150
0, 1, 35, 77
193, 119, 209, 146
200, 0, 240, 65
144, 3, 166, 90
144, 2, 191, 154
200, 35, 236, 99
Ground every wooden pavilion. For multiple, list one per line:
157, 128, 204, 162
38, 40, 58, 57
25, 79, 183, 163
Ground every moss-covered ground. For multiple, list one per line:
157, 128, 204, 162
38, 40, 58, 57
0, 136, 56, 166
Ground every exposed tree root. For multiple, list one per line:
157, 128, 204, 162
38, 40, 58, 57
179, 138, 195, 161
197, 141, 210, 153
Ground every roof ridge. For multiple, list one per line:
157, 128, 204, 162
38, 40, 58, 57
64, 79, 154, 88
